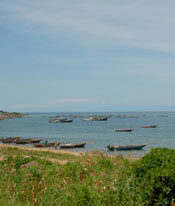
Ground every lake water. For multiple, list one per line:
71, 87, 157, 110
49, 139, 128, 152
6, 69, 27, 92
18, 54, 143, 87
0, 112, 175, 156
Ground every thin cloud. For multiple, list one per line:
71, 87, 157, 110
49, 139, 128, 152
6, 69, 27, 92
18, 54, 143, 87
12, 104, 46, 109
49, 98, 97, 103
1, 0, 175, 52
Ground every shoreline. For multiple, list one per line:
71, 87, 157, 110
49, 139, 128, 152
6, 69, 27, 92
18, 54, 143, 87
0, 143, 139, 161
0, 143, 83, 156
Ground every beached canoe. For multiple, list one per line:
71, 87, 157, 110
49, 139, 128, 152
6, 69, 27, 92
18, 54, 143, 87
15, 138, 42, 144
33, 142, 60, 147
2, 136, 20, 143
106, 144, 147, 151
115, 129, 134, 132
141, 125, 158, 128
59, 143, 86, 149
28, 139, 42, 143
16, 140, 30, 144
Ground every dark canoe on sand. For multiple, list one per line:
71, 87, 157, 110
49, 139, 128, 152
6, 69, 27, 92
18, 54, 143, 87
107, 144, 147, 151
59, 143, 86, 149
28, 139, 42, 143
16, 138, 42, 144
33, 142, 60, 147
2, 136, 21, 143
16, 140, 30, 144
115, 129, 134, 132
141, 125, 158, 128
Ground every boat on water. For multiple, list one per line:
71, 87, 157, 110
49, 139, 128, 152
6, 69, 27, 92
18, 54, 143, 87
83, 116, 108, 121
58, 118, 73, 123
107, 144, 147, 151
115, 129, 134, 132
59, 143, 86, 149
141, 125, 158, 128
49, 117, 73, 123
49, 119, 59, 123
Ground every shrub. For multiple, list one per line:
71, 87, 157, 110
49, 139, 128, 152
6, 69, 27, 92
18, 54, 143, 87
132, 148, 175, 206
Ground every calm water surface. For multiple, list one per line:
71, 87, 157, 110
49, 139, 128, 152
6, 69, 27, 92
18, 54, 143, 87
0, 112, 175, 156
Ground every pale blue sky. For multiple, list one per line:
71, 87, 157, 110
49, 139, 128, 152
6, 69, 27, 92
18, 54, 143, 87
1, 0, 175, 112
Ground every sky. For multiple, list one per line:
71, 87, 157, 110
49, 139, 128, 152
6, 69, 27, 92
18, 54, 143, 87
0, 0, 175, 112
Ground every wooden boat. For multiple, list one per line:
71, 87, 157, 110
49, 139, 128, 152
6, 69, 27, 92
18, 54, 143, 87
59, 143, 86, 149
15, 138, 42, 144
28, 139, 42, 143
58, 118, 73, 123
83, 117, 94, 121
2, 136, 20, 143
141, 125, 158, 128
49, 119, 59, 123
33, 142, 60, 147
115, 129, 134, 132
49, 118, 73, 123
107, 144, 147, 151
83, 116, 108, 121
16, 140, 30, 144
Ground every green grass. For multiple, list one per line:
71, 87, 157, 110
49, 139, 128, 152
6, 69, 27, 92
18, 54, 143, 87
0, 146, 175, 206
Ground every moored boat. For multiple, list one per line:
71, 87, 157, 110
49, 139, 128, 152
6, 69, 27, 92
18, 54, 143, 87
58, 118, 73, 123
107, 144, 147, 151
2, 136, 20, 144
59, 143, 86, 149
29, 139, 42, 143
141, 125, 158, 128
33, 142, 60, 147
49, 119, 59, 123
83, 116, 108, 121
115, 129, 134, 132
49, 117, 73, 123
16, 140, 30, 144
16, 138, 42, 144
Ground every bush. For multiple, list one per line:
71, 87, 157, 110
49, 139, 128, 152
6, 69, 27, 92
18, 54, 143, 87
132, 148, 175, 206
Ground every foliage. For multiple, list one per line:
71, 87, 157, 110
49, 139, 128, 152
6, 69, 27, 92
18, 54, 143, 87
131, 148, 175, 206
0, 147, 175, 205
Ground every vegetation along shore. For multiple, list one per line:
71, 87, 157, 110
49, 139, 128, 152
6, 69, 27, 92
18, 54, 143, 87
0, 144, 175, 206
0, 110, 27, 120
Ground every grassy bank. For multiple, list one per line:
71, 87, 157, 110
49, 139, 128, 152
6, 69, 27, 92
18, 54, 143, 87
0, 110, 28, 120
0, 146, 175, 206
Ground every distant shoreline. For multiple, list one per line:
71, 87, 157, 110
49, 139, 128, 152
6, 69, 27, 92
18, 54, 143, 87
0, 110, 28, 120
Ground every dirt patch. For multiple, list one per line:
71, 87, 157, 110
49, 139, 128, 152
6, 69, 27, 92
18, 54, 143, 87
20, 161, 38, 168
39, 157, 68, 165
0, 157, 4, 161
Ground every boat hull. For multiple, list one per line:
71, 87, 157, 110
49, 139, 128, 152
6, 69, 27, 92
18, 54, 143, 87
33, 142, 60, 147
115, 129, 134, 132
107, 144, 147, 151
59, 143, 86, 149
141, 125, 158, 128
